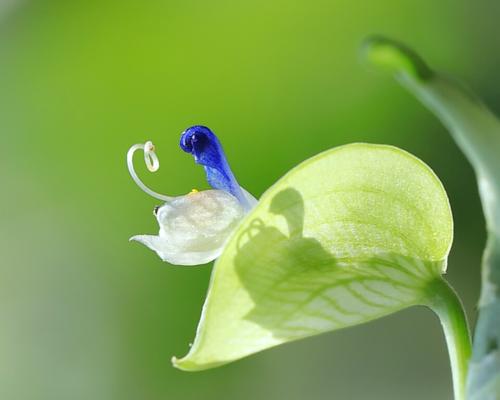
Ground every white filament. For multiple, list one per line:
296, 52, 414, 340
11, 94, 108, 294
127, 141, 172, 201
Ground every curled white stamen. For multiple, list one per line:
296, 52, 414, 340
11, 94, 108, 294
127, 141, 172, 201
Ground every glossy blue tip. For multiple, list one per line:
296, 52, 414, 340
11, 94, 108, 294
180, 126, 249, 208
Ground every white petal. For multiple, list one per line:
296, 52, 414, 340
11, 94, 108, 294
132, 189, 247, 266
130, 235, 222, 266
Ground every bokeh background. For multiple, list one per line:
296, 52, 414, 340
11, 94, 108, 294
1, 1, 498, 399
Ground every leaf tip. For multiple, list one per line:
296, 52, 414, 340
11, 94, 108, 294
171, 350, 228, 372
361, 35, 433, 80
171, 355, 200, 371
171, 355, 189, 371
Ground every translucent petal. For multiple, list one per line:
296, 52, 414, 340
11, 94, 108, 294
131, 190, 246, 266
130, 235, 224, 266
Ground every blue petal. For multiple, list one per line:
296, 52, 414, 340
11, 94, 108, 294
180, 126, 249, 208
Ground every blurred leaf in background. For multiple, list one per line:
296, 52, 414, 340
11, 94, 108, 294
0, 1, 499, 399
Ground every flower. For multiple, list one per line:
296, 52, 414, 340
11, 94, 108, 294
169, 142, 455, 372
127, 126, 257, 265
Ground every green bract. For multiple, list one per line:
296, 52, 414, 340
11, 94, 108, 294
173, 143, 453, 371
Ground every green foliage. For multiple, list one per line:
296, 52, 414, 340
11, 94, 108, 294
361, 36, 432, 80
173, 143, 454, 370
363, 35, 500, 400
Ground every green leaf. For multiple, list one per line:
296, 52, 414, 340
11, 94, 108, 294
362, 36, 500, 400
172, 143, 453, 371
360, 35, 433, 80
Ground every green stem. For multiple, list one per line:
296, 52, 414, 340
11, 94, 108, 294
426, 279, 472, 400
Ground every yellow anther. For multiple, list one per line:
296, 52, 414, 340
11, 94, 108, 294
189, 189, 199, 195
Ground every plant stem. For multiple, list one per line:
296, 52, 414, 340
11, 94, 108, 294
425, 279, 472, 400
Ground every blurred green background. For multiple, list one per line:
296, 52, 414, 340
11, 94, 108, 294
0, 0, 497, 399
